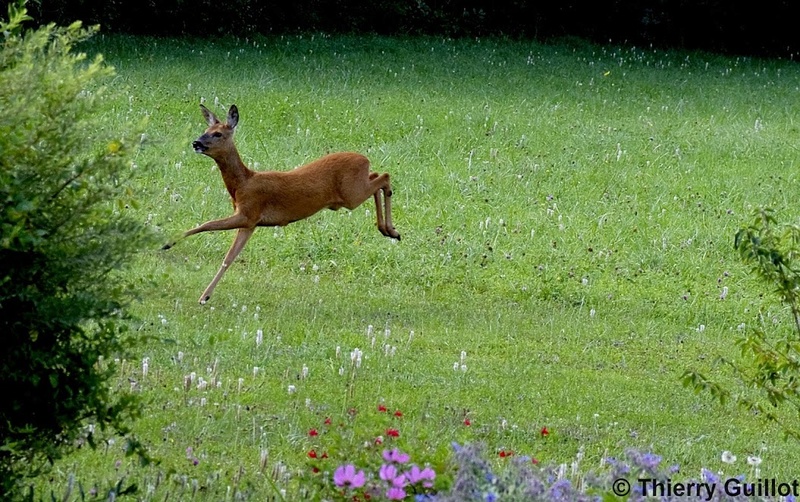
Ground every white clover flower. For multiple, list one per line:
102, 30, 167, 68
287, 385, 296, 394
721, 451, 737, 464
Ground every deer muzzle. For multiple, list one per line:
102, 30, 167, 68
192, 140, 208, 153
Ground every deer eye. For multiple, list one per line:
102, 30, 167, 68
212, 132, 222, 138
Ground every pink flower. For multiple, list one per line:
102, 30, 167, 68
383, 448, 410, 464
386, 487, 407, 500
333, 464, 366, 488
405, 464, 436, 487
379, 464, 400, 482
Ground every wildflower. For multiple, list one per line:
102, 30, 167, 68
383, 448, 410, 464
333, 464, 366, 488
639, 452, 662, 470
386, 487, 407, 500
549, 479, 572, 499
386, 428, 400, 438
721, 451, 737, 464
499, 450, 514, 458
405, 465, 436, 487
701, 468, 719, 484
394, 410, 403, 418
378, 404, 388, 412
324, 417, 332, 425
747, 455, 762, 466
380, 464, 403, 483
540, 426, 549, 437
375, 436, 384, 445
309, 428, 319, 437
463, 418, 471, 426
308, 450, 318, 459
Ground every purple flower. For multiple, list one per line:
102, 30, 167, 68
548, 479, 572, 500
383, 448, 411, 464
380, 464, 408, 487
405, 464, 436, 488
333, 464, 366, 488
639, 452, 662, 470
701, 468, 718, 484
386, 487, 407, 500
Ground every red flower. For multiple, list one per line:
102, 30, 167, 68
309, 428, 319, 437
374, 436, 383, 445
312, 466, 320, 474
386, 428, 400, 438
540, 426, 549, 437
394, 410, 403, 418
532, 457, 540, 464
321, 451, 329, 459
499, 450, 514, 458
308, 449, 318, 459
463, 419, 471, 426
324, 417, 332, 425
378, 404, 388, 412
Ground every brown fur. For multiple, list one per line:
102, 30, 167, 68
164, 104, 400, 304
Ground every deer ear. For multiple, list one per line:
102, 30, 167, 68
227, 105, 239, 129
200, 104, 219, 126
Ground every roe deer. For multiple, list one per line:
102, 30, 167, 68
163, 104, 400, 304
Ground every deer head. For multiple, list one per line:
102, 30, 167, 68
193, 104, 239, 156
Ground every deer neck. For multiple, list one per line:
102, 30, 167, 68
211, 147, 252, 202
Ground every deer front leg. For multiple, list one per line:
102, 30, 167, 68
162, 213, 252, 249
199, 226, 255, 304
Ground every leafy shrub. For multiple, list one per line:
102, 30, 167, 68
0, 1, 153, 495
683, 208, 800, 441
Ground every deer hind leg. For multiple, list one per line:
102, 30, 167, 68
369, 172, 400, 240
199, 226, 255, 304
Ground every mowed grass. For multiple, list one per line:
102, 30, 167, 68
37, 34, 800, 496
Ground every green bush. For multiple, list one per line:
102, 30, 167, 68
0, 2, 153, 496
683, 208, 800, 440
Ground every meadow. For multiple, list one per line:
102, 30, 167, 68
35, 33, 800, 498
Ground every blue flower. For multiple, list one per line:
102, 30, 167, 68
701, 468, 718, 484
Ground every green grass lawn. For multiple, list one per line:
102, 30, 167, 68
34, 33, 800, 498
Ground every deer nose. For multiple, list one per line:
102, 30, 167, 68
192, 140, 207, 152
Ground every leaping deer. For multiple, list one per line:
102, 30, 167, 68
163, 104, 401, 304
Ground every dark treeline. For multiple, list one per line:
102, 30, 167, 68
9, 0, 800, 58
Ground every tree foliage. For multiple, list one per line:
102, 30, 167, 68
683, 209, 800, 440
0, 1, 153, 495
11, 0, 800, 58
